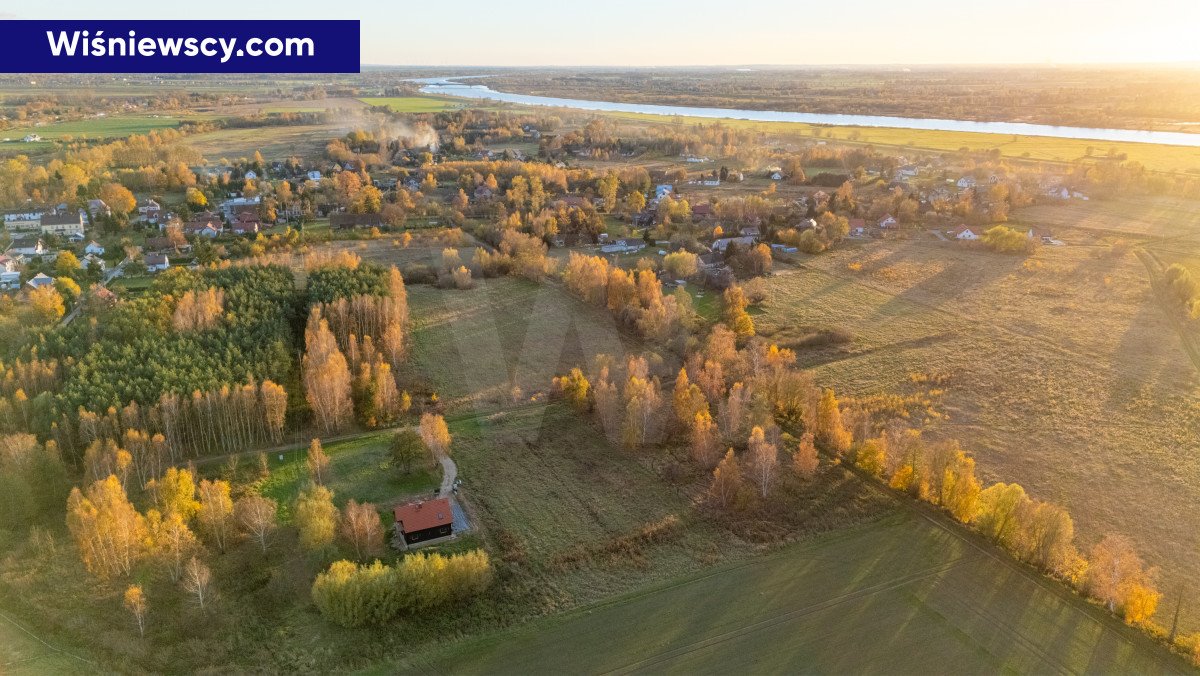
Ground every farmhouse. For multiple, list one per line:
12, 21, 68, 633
145, 254, 170, 273
8, 236, 47, 258
393, 498, 454, 546
137, 199, 162, 223
600, 238, 647, 254
40, 211, 85, 238
87, 199, 111, 219
952, 224, 982, 240
711, 235, 756, 253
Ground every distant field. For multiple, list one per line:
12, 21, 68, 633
755, 234, 1200, 629
1018, 197, 1200, 253
1, 115, 184, 145
590, 110, 1200, 174
185, 122, 355, 161
405, 512, 1182, 675
358, 97, 463, 113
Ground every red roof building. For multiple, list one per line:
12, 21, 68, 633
393, 498, 454, 545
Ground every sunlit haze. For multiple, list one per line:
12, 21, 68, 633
8, 0, 1200, 66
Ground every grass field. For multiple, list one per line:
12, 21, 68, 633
254, 432, 440, 522
405, 512, 1184, 675
0, 615, 93, 675
358, 97, 464, 113
0, 115, 185, 150
184, 122, 357, 161
753, 230, 1200, 629
405, 277, 639, 412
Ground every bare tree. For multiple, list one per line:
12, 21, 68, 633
339, 500, 384, 559
182, 557, 213, 609
235, 495, 278, 552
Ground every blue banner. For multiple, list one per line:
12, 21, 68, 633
0, 20, 360, 73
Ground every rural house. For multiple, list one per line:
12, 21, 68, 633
25, 273, 54, 290
145, 254, 170, 273
952, 224, 982, 240
600, 238, 647, 254
878, 214, 898, 229
393, 498, 454, 546
8, 236, 47, 258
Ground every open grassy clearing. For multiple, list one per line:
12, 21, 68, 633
1016, 196, 1200, 254
405, 277, 639, 412
359, 96, 465, 113
405, 511, 1184, 675
756, 236, 1200, 628
0, 614, 94, 675
184, 122, 357, 160
254, 432, 440, 523
1, 115, 185, 144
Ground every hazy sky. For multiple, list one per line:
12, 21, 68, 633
7, 0, 1200, 66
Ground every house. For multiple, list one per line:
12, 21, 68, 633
243, 170, 258, 181
798, 218, 819, 232
952, 224, 982, 241
849, 218, 868, 237
878, 214, 899, 229
329, 213, 385, 230
711, 235, 756, 253
231, 210, 262, 235
956, 176, 977, 189
144, 254, 170, 273
0, 271, 19, 291
306, 170, 322, 182
85, 241, 106, 256
137, 199, 162, 223
22, 134, 41, 143
8, 236, 47, 258
770, 171, 783, 181
184, 218, 223, 238
896, 165, 920, 180
698, 252, 723, 270
1025, 227, 1055, 243
25, 273, 54, 290
218, 196, 261, 219
654, 184, 674, 201
740, 226, 761, 238
691, 203, 713, 220
82, 254, 107, 272
40, 211, 85, 238
0, 255, 18, 273
393, 498, 454, 546
555, 195, 587, 209
473, 185, 494, 201
600, 238, 647, 254
87, 199, 111, 219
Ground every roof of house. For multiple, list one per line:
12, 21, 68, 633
329, 212, 385, 228
26, 273, 54, 287
10, 235, 43, 248
952, 224, 977, 235
145, 254, 169, 266
41, 211, 83, 226
849, 218, 866, 229
393, 498, 453, 533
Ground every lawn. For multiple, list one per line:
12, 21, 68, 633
755, 234, 1200, 630
358, 97, 463, 113
406, 511, 1184, 675
253, 431, 440, 522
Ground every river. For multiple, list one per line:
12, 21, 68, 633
417, 78, 1200, 148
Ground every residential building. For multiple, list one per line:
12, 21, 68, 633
40, 211, 85, 238
393, 498, 454, 546
145, 254, 170, 272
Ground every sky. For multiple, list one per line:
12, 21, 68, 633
6, 0, 1200, 66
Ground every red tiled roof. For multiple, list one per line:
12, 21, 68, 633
393, 498, 452, 533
